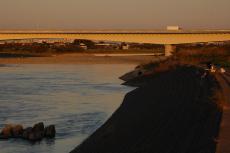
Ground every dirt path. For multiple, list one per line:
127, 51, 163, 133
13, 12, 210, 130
216, 72, 230, 153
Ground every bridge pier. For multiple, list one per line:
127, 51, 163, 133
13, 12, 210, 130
164, 44, 176, 56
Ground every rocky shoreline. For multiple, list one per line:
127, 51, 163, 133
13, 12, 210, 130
0, 122, 56, 142
70, 65, 223, 153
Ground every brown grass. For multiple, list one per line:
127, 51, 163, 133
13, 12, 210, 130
175, 45, 230, 66
139, 44, 230, 76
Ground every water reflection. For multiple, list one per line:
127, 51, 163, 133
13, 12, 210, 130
0, 64, 134, 153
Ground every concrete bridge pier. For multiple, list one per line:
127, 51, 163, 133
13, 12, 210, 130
164, 44, 176, 56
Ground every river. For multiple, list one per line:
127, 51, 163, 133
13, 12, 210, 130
0, 64, 134, 153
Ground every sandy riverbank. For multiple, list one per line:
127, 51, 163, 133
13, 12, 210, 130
70, 65, 222, 153
0, 53, 165, 65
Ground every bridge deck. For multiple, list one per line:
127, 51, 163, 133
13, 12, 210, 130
1, 30, 230, 34
1, 31, 230, 44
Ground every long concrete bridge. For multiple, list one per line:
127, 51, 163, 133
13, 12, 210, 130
1, 30, 230, 56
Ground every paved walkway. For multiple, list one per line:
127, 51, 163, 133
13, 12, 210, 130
216, 72, 230, 153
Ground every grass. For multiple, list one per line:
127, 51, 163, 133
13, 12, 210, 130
175, 45, 230, 67
134, 44, 230, 78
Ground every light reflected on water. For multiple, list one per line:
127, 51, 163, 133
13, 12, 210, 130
0, 64, 134, 153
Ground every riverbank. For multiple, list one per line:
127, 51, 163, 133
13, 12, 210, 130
70, 65, 222, 153
215, 73, 230, 153
0, 53, 165, 64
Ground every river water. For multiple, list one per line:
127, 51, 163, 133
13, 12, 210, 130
0, 64, 134, 153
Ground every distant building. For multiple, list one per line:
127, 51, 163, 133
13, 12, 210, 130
33, 38, 72, 44
167, 26, 181, 31
80, 43, 88, 50
95, 43, 119, 49
0, 38, 74, 44
122, 44, 130, 50
207, 41, 225, 45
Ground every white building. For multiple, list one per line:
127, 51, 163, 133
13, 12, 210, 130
122, 44, 130, 50
80, 43, 88, 50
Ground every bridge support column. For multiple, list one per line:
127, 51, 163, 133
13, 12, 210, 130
164, 44, 176, 56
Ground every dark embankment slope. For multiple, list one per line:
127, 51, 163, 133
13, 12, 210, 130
70, 66, 222, 153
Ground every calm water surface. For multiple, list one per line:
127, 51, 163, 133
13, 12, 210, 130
0, 64, 134, 153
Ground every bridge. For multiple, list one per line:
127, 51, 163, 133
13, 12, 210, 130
1, 30, 230, 56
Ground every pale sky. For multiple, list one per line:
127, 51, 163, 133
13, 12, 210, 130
0, 0, 229, 30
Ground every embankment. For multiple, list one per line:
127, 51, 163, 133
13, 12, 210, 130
70, 65, 222, 153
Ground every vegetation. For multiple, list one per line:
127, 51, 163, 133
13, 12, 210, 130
129, 43, 164, 50
175, 44, 230, 67
135, 43, 230, 77
0, 39, 165, 57
0, 42, 83, 54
